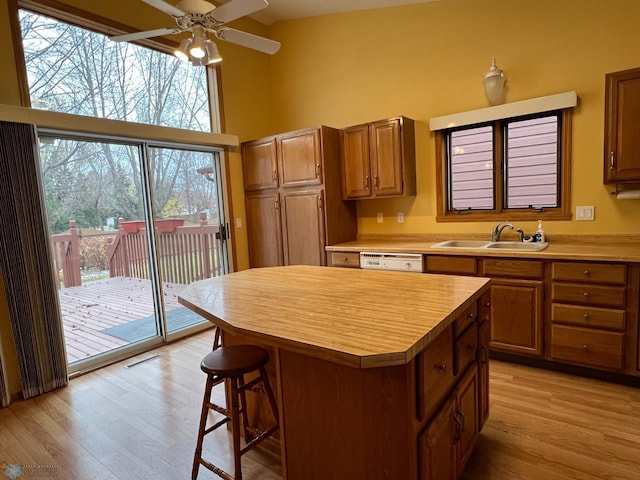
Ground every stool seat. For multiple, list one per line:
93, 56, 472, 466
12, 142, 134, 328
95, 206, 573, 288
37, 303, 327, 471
201, 345, 269, 378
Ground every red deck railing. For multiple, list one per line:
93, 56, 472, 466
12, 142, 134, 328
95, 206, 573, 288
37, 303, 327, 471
50, 214, 222, 289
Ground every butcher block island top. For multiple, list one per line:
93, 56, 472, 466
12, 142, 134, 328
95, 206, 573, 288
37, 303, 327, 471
178, 265, 491, 368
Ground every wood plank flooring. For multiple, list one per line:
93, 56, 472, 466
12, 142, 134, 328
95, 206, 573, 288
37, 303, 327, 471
1, 331, 639, 480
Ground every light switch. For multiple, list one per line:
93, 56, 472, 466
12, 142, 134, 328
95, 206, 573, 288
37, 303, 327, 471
397, 212, 405, 223
236, 218, 243, 228
377, 212, 383, 223
576, 205, 595, 221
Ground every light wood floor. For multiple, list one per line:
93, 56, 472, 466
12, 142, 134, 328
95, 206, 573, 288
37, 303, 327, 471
1, 330, 639, 480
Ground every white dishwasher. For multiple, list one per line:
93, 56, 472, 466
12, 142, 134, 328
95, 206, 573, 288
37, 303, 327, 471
359, 252, 424, 273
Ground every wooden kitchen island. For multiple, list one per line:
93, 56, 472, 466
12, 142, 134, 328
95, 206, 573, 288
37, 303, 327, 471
178, 265, 492, 480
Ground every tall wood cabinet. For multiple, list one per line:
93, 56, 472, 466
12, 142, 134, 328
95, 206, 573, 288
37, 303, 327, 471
341, 116, 416, 199
604, 66, 640, 184
242, 126, 357, 268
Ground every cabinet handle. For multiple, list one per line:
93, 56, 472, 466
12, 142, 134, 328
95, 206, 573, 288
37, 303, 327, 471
480, 345, 489, 364
365, 175, 369, 188
274, 198, 279, 210
468, 312, 475, 319
610, 151, 615, 170
485, 301, 491, 307
584, 270, 590, 277
374, 175, 379, 188
437, 363, 447, 373
273, 170, 277, 182
455, 409, 466, 433
315, 163, 321, 177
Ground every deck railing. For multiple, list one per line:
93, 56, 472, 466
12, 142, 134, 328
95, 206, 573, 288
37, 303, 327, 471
50, 214, 222, 289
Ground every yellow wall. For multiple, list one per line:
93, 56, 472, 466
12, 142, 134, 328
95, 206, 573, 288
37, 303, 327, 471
267, 0, 640, 236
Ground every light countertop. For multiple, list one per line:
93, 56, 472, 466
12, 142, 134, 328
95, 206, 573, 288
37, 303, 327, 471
178, 265, 491, 368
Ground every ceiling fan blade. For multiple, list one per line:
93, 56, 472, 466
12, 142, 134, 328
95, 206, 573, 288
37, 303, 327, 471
141, 0, 186, 17
110, 27, 182, 42
215, 27, 280, 54
210, 0, 269, 23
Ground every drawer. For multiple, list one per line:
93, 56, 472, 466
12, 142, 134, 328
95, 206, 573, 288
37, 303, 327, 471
551, 303, 625, 331
417, 325, 455, 421
453, 302, 478, 338
329, 251, 360, 268
551, 262, 626, 284
455, 322, 478, 376
425, 256, 476, 275
550, 325, 624, 370
551, 283, 626, 308
481, 259, 543, 279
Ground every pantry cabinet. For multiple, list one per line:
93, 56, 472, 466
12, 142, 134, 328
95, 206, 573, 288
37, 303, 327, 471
341, 116, 416, 199
242, 126, 356, 268
604, 66, 640, 183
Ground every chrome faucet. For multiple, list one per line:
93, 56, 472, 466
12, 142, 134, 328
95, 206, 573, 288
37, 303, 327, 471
492, 222, 514, 242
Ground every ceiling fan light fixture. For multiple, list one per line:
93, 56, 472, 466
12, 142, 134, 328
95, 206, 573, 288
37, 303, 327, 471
174, 38, 192, 62
204, 40, 222, 65
189, 25, 207, 59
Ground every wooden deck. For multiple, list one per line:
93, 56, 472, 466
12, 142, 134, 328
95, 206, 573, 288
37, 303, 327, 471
59, 276, 191, 364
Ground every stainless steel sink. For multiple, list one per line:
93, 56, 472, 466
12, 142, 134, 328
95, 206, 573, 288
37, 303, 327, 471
431, 240, 548, 252
485, 241, 548, 251
431, 240, 492, 249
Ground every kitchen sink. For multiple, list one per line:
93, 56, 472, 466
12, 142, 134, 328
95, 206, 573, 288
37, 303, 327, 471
485, 241, 548, 251
431, 240, 549, 252
431, 240, 492, 249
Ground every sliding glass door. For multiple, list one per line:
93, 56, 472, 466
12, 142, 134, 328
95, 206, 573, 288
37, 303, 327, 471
39, 133, 228, 372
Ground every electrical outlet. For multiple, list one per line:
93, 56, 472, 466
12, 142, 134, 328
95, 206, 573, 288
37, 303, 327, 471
235, 218, 243, 228
576, 205, 595, 221
377, 212, 383, 223
397, 212, 405, 223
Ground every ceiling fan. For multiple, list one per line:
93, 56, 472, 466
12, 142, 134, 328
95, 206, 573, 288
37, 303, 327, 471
110, 0, 281, 66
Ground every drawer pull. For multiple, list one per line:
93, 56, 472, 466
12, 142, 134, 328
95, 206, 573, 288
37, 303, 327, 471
584, 270, 591, 277
468, 312, 475, 319
583, 314, 590, 320
583, 292, 589, 298
437, 364, 447, 373
342, 257, 348, 262
485, 301, 491, 307
583, 344, 590, 352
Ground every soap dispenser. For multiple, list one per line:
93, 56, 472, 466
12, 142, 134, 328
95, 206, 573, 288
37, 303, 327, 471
535, 220, 545, 243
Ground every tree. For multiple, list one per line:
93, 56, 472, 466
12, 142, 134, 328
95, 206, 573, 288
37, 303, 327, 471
19, 9, 218, 232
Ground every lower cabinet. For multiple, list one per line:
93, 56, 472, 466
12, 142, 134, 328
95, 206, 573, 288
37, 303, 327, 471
481, 259, 544, 357
419, 366, 479, 480
245, 192, 283, 267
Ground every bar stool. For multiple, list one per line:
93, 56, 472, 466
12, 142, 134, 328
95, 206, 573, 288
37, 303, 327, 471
192, 342, 279, 480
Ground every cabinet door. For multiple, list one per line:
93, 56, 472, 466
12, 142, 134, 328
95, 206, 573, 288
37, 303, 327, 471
370, 118, 404, 197
242, 137, 278, 191
278, 128, 323, 188
478, 316, 490, 431
281, 189, 326, 266
489, 279, 544, 356
245, 192, 283, 268
418, 396, 456, 480
604, 67, 640, 183
342, 124, 372, 199
455, 367, 479, 475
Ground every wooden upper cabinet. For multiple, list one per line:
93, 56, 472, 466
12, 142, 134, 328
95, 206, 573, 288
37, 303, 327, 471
242, 137, 278, 191
604, 66, 640, 184
341, 116, 416, 199
278, 128, 323, 188
341, 125, 372, 198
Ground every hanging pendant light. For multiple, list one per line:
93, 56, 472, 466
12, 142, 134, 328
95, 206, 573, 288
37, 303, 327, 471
483, 58, 506, 106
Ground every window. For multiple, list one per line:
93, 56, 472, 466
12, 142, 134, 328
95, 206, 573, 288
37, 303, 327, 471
18, 8, 217, 133
436, 109, 572, 221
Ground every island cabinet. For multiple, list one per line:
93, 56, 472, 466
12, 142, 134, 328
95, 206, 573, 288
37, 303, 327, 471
604, 66, 640, 184
341, 116, 416, 199
242, 126, 356, 267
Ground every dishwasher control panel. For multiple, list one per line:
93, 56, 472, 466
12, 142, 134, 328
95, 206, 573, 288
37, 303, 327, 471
359, 252, 424, 273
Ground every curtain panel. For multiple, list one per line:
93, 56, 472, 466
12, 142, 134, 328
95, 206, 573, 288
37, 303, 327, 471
0, 120, 68, 404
